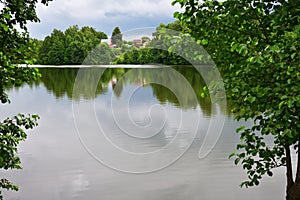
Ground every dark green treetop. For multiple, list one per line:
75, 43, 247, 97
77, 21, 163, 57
111, 26, 122, 47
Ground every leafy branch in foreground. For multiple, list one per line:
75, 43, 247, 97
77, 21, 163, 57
172, 0, 300, 199
0, 0, 52, 198
0, 114, 40, 198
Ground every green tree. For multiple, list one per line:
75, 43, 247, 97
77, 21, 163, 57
80, 26, 107, 57
38, 35, 52, 64
39, 29, 66, 64
38, 25, 108, 65
111, 26, 122, 47
172, 0, 300, 199
64, 25, 80, 64
84, 43, 113, 64
0, 0, 51, 199
46, 29, 65, 64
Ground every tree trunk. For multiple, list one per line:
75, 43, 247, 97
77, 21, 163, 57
287, 142, 300, 200
288, 183, 300, 200
285, 145, 294, 200
295, 142, 300, 184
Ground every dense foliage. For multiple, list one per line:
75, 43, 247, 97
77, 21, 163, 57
172, 0, 300, 199
38, 25, 108, 65
0, 0, 51, 199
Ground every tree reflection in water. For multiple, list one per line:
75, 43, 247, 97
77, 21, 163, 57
35, 66, 230, 117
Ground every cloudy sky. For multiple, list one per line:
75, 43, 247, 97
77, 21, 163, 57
28, 0, 182, 39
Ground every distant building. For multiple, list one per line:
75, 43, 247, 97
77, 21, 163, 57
133, 39, 143, 48
101, 38, 117, 48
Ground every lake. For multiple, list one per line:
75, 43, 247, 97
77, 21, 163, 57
0, 66, 286, 199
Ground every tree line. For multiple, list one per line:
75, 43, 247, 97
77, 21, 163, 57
33, 25, 138, 65
33, 22, 192, 65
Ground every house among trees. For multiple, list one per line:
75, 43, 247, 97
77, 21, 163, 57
133, 39, 143, 48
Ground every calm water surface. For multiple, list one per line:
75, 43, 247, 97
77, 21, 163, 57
0, 66, 286, 200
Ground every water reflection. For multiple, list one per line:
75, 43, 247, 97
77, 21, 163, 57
37, 66, 231, 117
72, 66, 203, 173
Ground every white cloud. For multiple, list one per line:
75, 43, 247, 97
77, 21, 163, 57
37, 0, 180, 20
29, 0, 182, 39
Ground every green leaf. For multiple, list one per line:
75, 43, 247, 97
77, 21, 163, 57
234, 158, 241, 165
174, 11, 181, 18
201, 39, 208, 45
3, 13, 11, 20
278, 101, 285, 109
267, 171, 273, 177
236, 126, 245, 133
291, 53, 296, 59
287, 100, 293, 108
229, 152, 235, 159
1, 24, 8, 32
